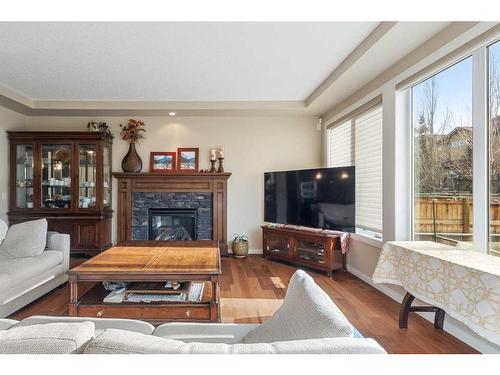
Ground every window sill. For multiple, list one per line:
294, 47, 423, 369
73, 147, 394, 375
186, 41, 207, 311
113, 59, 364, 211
351, 232, 383, 249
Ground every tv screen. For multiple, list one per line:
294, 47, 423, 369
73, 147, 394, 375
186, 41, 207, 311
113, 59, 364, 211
264, 167, 355, 232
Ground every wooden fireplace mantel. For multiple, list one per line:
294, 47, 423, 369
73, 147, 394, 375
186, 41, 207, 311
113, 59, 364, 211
112, 172, 231, 255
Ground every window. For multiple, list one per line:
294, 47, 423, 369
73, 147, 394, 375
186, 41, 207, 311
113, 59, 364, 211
451, 139, 466, 148
489, 40, 500, 256
355, 106, 383, 234
327, 105, 383, 237
412, 57, 473, 246
408, 38, 500, 257
327, 120, 353, 167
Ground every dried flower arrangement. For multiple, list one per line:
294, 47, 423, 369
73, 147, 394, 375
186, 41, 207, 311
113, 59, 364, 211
87, 121, 114, 142
119, 119, 146, 142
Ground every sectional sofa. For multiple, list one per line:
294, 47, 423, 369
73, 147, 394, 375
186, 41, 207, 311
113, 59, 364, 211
0, 270, 386, 354
0, 219, 70, 318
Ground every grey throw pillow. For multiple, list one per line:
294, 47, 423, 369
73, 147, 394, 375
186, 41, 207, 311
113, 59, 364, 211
244, 270, 353, 343
0, 322, 95, 354
0, 218, 47, 258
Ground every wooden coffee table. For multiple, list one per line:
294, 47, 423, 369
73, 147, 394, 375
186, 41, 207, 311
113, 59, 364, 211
68, 241, 221, 324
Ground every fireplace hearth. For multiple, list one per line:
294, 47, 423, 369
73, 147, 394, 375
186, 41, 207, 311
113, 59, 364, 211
149, 208, 197, 240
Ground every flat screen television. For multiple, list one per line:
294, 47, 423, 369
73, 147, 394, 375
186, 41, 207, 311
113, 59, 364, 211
264, 167, 355, 232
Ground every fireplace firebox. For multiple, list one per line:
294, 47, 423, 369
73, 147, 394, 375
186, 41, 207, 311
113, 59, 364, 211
148, 208, 198, 241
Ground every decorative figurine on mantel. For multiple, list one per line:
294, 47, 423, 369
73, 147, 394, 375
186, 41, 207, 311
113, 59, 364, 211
209, 149, 217, 172
120, 119, 146, 173
217, 146, 224, 173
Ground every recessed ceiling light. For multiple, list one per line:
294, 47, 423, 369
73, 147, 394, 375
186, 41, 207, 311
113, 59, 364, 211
168, 112, 176, 116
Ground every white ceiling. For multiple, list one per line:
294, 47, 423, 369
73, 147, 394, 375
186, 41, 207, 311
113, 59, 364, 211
0, 22, 378, 101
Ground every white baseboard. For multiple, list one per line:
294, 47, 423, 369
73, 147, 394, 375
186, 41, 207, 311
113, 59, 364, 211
227, 248, 263, 255
346, 265, 500, 354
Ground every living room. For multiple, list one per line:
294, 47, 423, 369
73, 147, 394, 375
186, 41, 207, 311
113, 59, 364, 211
0, 1, 499, 371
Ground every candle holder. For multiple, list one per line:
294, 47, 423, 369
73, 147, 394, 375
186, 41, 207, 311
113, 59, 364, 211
210, 159, 217, 173
217, 157, 225, 173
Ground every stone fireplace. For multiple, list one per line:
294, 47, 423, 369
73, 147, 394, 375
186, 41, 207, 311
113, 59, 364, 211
113, 172, 231, 255
131, 192, 212, 240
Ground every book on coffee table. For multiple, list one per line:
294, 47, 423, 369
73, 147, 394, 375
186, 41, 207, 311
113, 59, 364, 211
124, 281, 191, 297
103, 282, 205, 303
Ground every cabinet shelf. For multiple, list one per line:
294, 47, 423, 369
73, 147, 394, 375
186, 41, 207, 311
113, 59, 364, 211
42, 184, 72, 188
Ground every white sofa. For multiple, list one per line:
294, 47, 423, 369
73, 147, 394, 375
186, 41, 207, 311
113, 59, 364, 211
0, 270, 386, 354
0, 218, 70, 318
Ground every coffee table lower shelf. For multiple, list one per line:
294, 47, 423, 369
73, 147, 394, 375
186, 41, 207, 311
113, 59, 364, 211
70, 283, 217, 324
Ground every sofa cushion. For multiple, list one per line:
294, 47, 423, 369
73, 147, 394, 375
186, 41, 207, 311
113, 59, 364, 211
153, 323, 259, 343
0, 322, 95, 354
0, 219, 47, 258
84, 329, 385, 354
15, 316, 155, 336
0, 251, 63, 303
244, 270, 353, 343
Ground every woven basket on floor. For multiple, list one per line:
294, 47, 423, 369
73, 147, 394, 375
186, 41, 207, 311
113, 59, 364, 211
232, 241, 249, 258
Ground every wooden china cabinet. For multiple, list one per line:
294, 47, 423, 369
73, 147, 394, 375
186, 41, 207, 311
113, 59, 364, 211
8, 131, 113, 256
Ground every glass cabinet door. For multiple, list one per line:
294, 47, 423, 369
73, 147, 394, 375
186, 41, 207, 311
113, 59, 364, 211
103, 146, 111, 207
295, 239, 326, 264
41, 144, 72, 209
266, 234, 290, 256
79, 145, 97, 209
15, 144, 34, 208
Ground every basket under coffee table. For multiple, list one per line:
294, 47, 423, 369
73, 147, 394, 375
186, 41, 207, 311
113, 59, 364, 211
68, 240, 221, 324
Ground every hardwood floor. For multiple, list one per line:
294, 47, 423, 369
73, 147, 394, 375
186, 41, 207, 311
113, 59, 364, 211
9, 255, 477, 354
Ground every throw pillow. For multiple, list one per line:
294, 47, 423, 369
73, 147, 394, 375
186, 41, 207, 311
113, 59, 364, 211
244, 270, 353, 343
0, 218, 47, 258
0, 322, 95, 354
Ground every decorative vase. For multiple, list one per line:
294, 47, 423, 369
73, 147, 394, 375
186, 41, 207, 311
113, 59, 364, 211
121, 141, 142, 173
232, 241, 249, 258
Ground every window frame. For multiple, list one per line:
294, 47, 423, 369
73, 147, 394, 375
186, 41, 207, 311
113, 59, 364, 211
407, 44, 499, 254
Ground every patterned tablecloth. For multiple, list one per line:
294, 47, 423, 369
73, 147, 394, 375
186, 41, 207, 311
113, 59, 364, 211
372, 241, 500, 346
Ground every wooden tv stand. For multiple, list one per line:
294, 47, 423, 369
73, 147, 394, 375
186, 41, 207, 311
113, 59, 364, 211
261, 225, 346, 278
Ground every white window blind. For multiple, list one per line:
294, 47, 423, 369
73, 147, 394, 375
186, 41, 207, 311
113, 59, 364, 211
327, 105, 383, 234
328, 120, 353, 167
354, 106, 383, 232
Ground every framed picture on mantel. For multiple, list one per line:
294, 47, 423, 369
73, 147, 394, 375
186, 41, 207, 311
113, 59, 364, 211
150, 152, 176, 173
177, 148, 199, 172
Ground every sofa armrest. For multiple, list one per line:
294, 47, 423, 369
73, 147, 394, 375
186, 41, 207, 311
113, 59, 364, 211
46, 231, 70, 271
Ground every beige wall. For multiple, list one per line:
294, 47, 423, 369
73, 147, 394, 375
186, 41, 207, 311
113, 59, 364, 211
0, 107, 26, 222
24, 115, 321, 250
347, 238, 383, 276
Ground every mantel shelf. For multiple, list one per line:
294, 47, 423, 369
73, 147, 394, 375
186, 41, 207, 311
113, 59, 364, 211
112, 172, 231, 179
